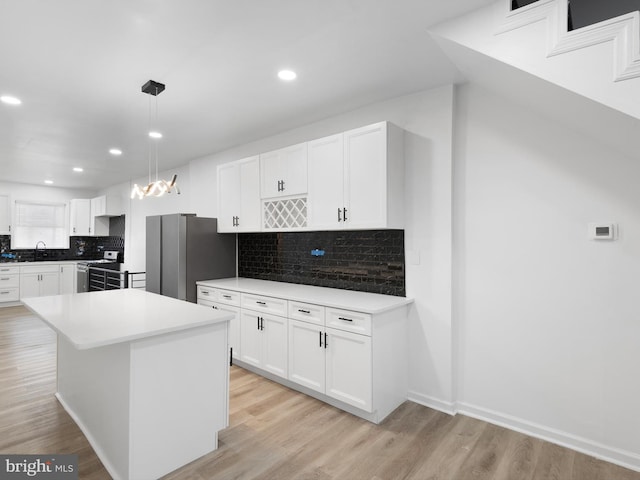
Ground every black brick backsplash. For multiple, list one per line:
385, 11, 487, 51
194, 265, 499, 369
238, 230, 405, 296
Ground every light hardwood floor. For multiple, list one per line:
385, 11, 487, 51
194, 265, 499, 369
1, 305, 639, 480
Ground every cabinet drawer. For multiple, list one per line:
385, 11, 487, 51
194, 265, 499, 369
0, 266, 19, 275
20, 265, 59, 274
197, 298, 215, 307
241, 293, 287, 317
216, 289, 240, 306
197, 285, 218, 301
326, 308, 371, 336
0, 274, 19, 288
288, 301, 325, 326
0, 288, 19, 302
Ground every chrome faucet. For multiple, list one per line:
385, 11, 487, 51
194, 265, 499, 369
35, 241, 46, 261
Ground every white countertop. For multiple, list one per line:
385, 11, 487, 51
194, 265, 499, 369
0, 260, 79, 267
22, 289, 233, 350
196, 278, 413, 314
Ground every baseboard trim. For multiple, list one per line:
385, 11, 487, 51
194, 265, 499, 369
407, 390, 456, 416
457, 401, 640, 473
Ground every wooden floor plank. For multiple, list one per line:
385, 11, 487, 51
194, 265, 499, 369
1, 306, 640, 480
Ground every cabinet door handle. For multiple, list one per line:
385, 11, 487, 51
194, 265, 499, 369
73, 227, 76, 233
338, 208, 342, 222
338, 316, 353, 322
257, 316, 260, 330
343, 207, 348, 221
298, 309, 310, 314
324, 332, 328, 349
281, 180, 285, 191
89, 227, 91, 234
260, 317, 264, 330
319, 330, 323, 347
236, 216, 239, 227
212, 305, 218, 310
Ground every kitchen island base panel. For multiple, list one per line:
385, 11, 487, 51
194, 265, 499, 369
56, 322, 228, 480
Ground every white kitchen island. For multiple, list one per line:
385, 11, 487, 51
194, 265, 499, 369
22, 289, 233, 480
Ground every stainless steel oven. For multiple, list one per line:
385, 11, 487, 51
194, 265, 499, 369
76, 251, 120, 293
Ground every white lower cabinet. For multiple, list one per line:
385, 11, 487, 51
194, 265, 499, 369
20, 265, 60, 299
289, 315, 372, 412
217, 303, 241, 362
196, 280, 410, 424
59, 264, 76, 294
0, 266, 20, 303
325, 327, 372, 411
197, 286, 242, 361
240, 309, 288, 379
288, 319, 326, 393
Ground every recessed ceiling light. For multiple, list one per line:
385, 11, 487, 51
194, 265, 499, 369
148, 131, 162, 139
277, 70, 297, 81
109, 148, 122, 156
73, 167, 83, 172
0, 95, 21, 105
44, 180, 54, 185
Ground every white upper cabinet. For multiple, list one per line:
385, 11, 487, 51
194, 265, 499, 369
260, 142, 308, 199
217, 156, 261, 233
307, 133, 345, 230
91, 195, 121, 236
70, 199, 91, 236
91, 195, 121, 217
217, 121, 404, 233
309, 122, 405, 230
70, 196, 120, 237
0, 194, 11, 234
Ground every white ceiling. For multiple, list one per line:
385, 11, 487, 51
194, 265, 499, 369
0, 0, 494, 190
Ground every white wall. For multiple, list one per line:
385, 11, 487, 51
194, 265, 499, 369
454, 83, 640, 469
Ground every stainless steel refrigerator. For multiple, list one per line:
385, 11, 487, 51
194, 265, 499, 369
146, 214, 236, 303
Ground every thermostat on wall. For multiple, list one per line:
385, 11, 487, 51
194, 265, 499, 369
588, 223, 616, 240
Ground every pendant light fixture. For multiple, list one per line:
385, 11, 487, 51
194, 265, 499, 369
131, 80, 180, 199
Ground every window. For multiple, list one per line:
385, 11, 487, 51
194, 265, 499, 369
11, 200, 69, 249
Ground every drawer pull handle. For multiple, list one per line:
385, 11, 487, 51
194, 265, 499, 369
256, 301, 267, 305
0, 278, 10, 281
0, 291, 9, 294
298, 309, 311, 314
211, 305, 218, 310
223, 295, 232, 299
202, 291, 210, 295
338, 317, 353, 322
